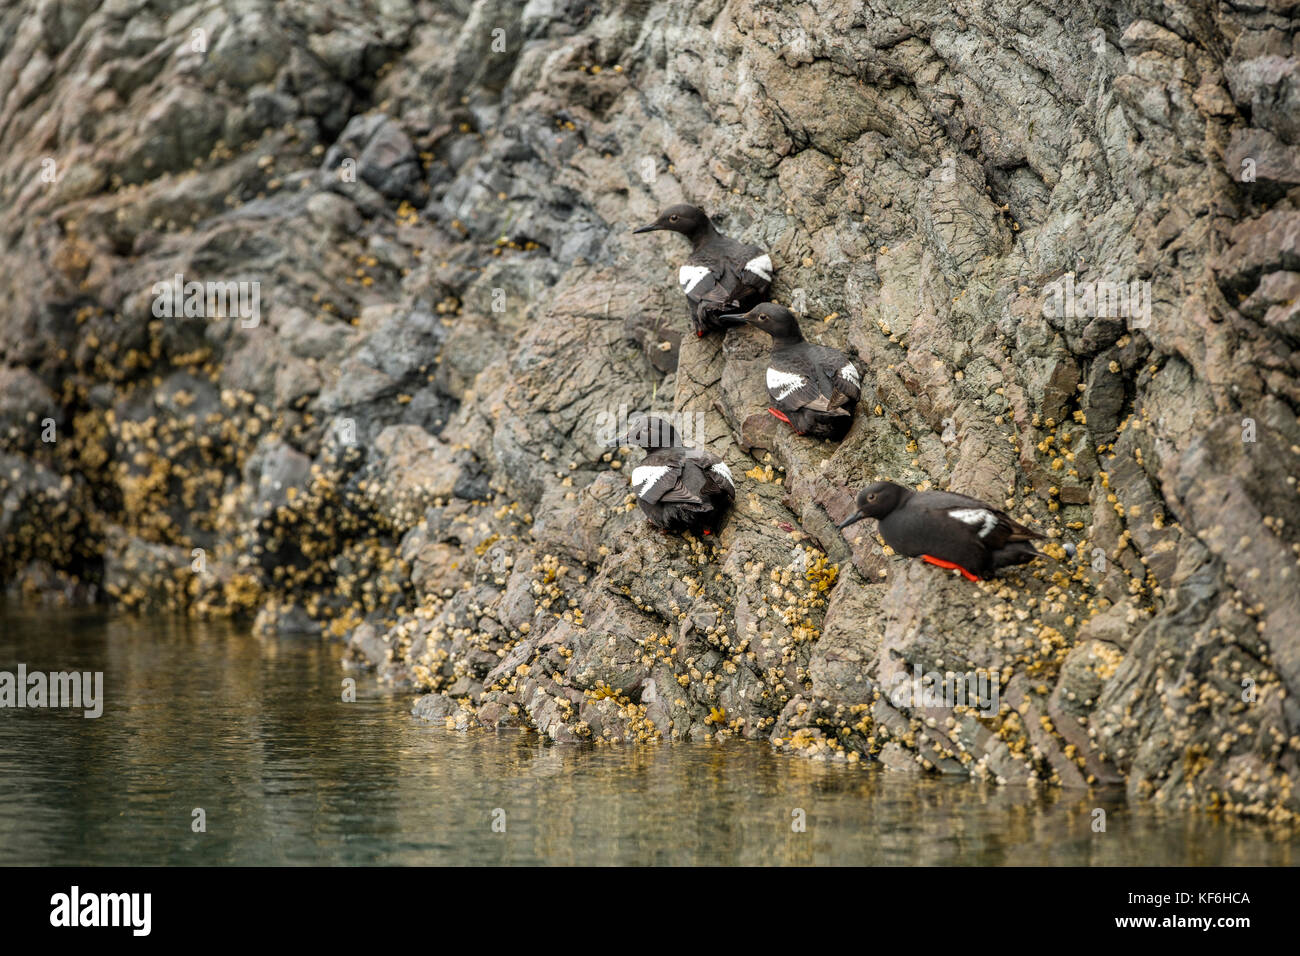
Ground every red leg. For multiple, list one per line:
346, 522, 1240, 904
921, 554, 981, 583
768, 407, 805, 434
767, 407, 794, 425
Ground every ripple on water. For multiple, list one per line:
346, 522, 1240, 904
0, 606, 1296, 865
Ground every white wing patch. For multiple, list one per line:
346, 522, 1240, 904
949, 508, 997, 538
766, 367, 806, 401
630, 465, 672, 499
710, 462, 734, 489
838, 363, 860, 388
743, 254, 773, 282
679, 265, 711, 294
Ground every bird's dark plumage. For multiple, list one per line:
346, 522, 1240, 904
608, 415, 735, 534
632, 204, 772, 337
726, 303, 861, 439
837, 481, 1044, 580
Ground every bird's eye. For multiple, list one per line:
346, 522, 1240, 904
670, 215, 678, 221
867, 494, 876, 501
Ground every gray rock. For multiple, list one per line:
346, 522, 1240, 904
1, 0, 1298, 821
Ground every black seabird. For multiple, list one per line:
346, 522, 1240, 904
608, 415, 735, 534
837, 481, 1044, 581
632, 204, 773, 337
723, 303, 861, 439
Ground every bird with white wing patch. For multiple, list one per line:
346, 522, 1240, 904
721, 303, 862, 439
632, 204, 774, 337
837, 481, 1046, 581
606, 415, 735, 534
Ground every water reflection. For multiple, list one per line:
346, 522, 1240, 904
0, 607, 1295, 865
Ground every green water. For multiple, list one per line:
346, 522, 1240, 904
0, 606, 1296, 865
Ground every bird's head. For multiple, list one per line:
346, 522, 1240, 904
607, 415, 680, 450
632, 204, 713, 240
718, 302, 803, 342
837, 481, 908, 529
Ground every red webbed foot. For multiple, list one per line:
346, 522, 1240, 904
921, 554, 980, 583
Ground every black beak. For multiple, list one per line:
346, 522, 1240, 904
718, 312, 750, 327
632, 223, 660, 234
837, 512, 866, 530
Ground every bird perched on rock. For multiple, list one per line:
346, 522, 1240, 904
608, 415, 735, 534
722, 303, 861, 439
632, 204, 773, 337
837, 481, 1044, 581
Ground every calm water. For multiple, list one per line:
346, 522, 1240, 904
0, 606, 1296, 865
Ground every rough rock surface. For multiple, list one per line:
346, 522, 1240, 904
2, 0, 1298, 820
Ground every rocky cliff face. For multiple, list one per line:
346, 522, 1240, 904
2, 0, 1298, 819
